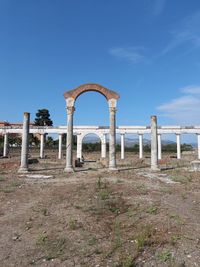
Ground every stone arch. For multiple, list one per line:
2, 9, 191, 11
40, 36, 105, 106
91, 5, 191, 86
77, 132, 106, 160
63, 83, 120, 172
64, 83, 119, 103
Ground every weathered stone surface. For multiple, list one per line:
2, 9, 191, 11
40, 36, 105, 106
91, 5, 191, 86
190, 160, 200, 171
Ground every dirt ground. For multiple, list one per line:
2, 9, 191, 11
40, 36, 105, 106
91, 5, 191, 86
0, 149, 200, 267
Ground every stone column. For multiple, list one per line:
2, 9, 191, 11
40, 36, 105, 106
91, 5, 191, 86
58, 134, 63, 159
139, 134, 143, 159
3, 133, 8, 157
176, 134, 181, 159
197, 134, 200, 160
121, 134, 125, 160
101, 134, 106, 158
109, 107, 117, 170
77, 134, 82, 160
158, 134, 162, 160
64, 106, 75, 172
40, 134, 45, 159
18, 112, 30, 173
151, 115, 159, 171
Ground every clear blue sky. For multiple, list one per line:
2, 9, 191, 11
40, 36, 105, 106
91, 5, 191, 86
1, 0, 200, 132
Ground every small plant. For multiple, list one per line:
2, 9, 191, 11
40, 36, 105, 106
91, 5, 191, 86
136, 184, 148, 194
99, 189, 110, 200
41, 208, 49, 216
135, 224, 153, 251
146, 206, 158, 215
170, 235, 181, 245
68, 218, 78, 230
113, 221, 123, 250
36, 233, 48, 245
119, 254, 135, 267
157, 250, 172, 262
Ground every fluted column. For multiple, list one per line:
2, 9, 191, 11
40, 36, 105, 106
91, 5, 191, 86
77, 134, 82, 160
64, 106, 75, 172
158, 134, 162, 160
109, 107, 117, 170
40, 134, 45, 159
58, 134, 63, 159
197, 134, 200, 160
151, 115, 159, 171
101, 134, 106, 158
3, 133, 8, 157
121, 133, 125, 160
139, 134, 143, 159
18, 112, 30, 173
176, 134, 181, 159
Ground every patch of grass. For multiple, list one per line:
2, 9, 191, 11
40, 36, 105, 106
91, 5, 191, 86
68, 218, 78, 230
0, 187, 15, 193
99, 189, 110, 200
97, 177, 107, 189
118, 254, 136, 267
170, 235, 181, 245
135, 224, 154, 251
88, 237, 97, 246
171, 171, 192, 184
169, 214, 183, 225
146, 206, 158, 215
0, 177, 5, 182
136, 184, 148, 194
113, 221, 123, 250
157, 250, 172, 262
41, 208, 49, 216
36, 233, 67, 261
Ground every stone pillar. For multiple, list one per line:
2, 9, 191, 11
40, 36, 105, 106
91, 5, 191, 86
109, 107, 117, 170
3, 133, 8, 157
77, 134, 82, 160
18, 112, 30, 173
58, 134, 63, 159
158, 134, 162, 160
101, 134, 106, 158
139, 134, 143, 159
40, 134, 45, 159
64, 106, 75, 172
121, 134, 125, 160
176, 134, 181, 159
151, 115, 159, 171
197, 134, 200, 160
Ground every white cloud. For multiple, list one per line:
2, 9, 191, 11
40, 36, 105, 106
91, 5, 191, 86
161, 11, 200, 55
157, 85, 200, 124
109, 47, 145, 64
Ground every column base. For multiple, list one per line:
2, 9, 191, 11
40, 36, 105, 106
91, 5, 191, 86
151, 165, 160, 172
109, 167, 118, 172
64, 167, 74, 173
18, 167, 29, 173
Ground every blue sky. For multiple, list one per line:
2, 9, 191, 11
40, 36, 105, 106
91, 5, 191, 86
1, 0, 200, 133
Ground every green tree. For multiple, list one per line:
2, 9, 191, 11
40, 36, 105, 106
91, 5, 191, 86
34, 109, 53, 126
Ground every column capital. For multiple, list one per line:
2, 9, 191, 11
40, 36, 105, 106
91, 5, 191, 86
67, 106, 75, 115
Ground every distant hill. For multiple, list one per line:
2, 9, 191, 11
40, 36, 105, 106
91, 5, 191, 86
82, 135, 177, 147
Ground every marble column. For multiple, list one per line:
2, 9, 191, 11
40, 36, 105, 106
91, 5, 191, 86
151, 115, 159, 171
18, 112, 30, 173
139, 134, 143, 159
77, 134, 82, 160
3, 133, 8, 157
158, 134, 162, 160
64, 106, 75, 172
101, 134, 106, 158
109, 107, 117, 170
176, 134, 181, 159
58, 134, 63, 159
40, 134, 45, 159
121, 133, 125, 160
197, 134, 200, 160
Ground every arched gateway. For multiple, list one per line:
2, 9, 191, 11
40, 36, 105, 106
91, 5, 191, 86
63, 83, 120, 172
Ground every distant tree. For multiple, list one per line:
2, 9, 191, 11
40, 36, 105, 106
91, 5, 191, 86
34, 109, 53, 126
46, 136, 54, 147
